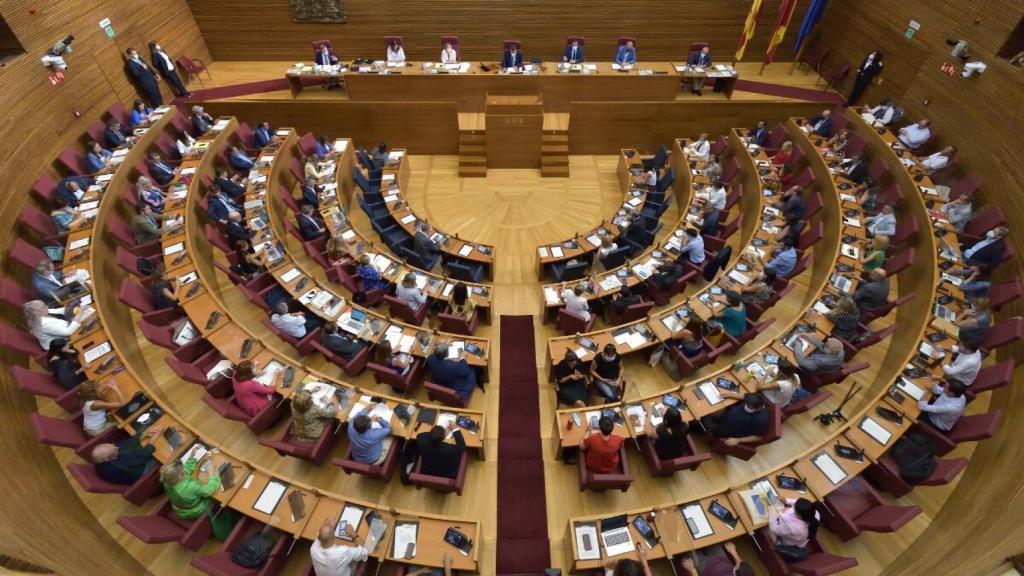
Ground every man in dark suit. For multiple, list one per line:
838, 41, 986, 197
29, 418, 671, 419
228, 146, 254, 172
688, 46, 712, 95
147, 152, 177, 185
125, 48, 163, 107
807, 109, 834, 137
853, 269, 889, 312
562, 39, 584, 64
846, 51, 883, 106
148, 41, 189, 97
610, 285, 641, 316
104, 120, 129, 149
301, 177, 321, 210
205, 187, 239, 224
650, 261, 685, 292
414, 423, 466, 478
320, 323, 366, 360
699, 204, 721, 238
56, 177, 91, 208
214, 167, 246, 199
253, 121, 273, 148
297, 203, 327, 241
614, 40, 637, 66
32, 260, 64, 306
424, 344, 477, 402
777, 185, 806, 220
502, 44, 523, 70
412, 222, 440, 269
191, 105, 214, 135
314, 44, 342, 89
842, 154, 869, 185
225, 210, 251, 243
747, 120, 770, 147
962, 226, 1008, 271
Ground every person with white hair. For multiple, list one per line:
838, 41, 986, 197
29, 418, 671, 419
191, 105, 214, 135
23, 300, 91, 350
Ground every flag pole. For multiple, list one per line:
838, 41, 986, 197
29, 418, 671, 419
789, 24, 818, 74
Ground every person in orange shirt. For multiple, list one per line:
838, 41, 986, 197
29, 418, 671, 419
580, 416, 623, 473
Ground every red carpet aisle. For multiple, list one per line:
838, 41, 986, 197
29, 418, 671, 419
496, 316, 552, 575
170, 76, 323, 104
733, 78, 844, 103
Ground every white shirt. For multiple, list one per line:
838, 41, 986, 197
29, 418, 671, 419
271, 313, 307, 339
561, 289, 592, 322
707, 186, 727, 211
762, 369, 801, 406
386, 46, 405, 63
396, 284, 427, 311
869, 105, 895, 125
310, 541, 368, 576
920, 152, 950, 172
176, 134, 195, 156
918, 384, 966, 431
82, 400, 108, 435
644, 171, 657, 186
687, 139, 710, 160
942, 346, 981, 385
899, 124, 931, 149
34, 315, 81, 350
441, 48, 458, 64
866, 212, 896, 236
156, 49, 174, 72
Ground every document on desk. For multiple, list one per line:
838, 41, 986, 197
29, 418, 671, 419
586, 234, 601, 247
813, 301, 831, 315
550, 246, 564, 258
682, 503, 714, 539
841, 244, 859, 259
613, 331, 631, 346
383, 325, 403, 349
544, 287, 561, 305
280, 268, 301, 283
383, 193, 399, 203
574, 522, 601, 560
447, 341, 465, 359
860, 416, 892, 445
68, 237, 90, 251
252, 480, 287, 515
599, 275, 622, 292
626, 331, 648, 349
164, 242, 184, 255
335, 504, 365, 539
698, 381, 723, 405
400, 214, 417, 225
897, 377, 927, 401
392, 522, 419, 559
83, 341, 111, 363
728, 270, 751, 285
812, 453, 847, 485
538, 246, 549, 258
442, 283, 455, 297
458, 244, 474, 257
333, 140, 348, 152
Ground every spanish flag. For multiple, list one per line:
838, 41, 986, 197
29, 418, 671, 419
734, 0, 765, 61
764, 0, 799, 64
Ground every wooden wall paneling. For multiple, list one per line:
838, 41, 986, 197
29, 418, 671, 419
567, 100, 825, 154
0, 1, 208, 573
816, 2, 1024, 575
187, 0, 809, 63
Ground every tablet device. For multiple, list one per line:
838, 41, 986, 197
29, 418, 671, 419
776, 474, 807, 492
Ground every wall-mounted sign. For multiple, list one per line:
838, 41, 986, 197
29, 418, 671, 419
99, 18, 115, 38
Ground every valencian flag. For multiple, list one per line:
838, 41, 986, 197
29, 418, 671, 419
764, 0, 799, 64
734, 0, 765, 61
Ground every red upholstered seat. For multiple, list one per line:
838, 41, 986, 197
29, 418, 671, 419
367, 358, 422, 393
12, 365, 80, 412
117, 497, 212, 551
555, 308, 594, 336
755, 528, 858, 576
333, 438, 404, 481
191, 516, 290, 576
424, 380, 471, 408
258, 415, 338, 465
820, 476, 922, 541
68, 460, 162, 507
578, 445, 633, 492
409, 450, 469, 495
639, 435, 711, 476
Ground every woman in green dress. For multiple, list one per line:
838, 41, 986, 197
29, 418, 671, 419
860, 234, 888, 272
159, 453, 238, 539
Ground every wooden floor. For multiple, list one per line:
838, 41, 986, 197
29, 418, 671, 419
46, 155, 987, 575
197, 61, 833, 103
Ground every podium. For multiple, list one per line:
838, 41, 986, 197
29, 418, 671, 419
485, 94, 543, 169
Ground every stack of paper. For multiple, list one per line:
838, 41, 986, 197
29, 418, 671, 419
860, 416, 892, 445
626, 331, 648, 349
813, 453, 847, 484
551, 246, 564, 258
544, 287, 561, 305
698, 381, 723, 404
447, 341, 465, 359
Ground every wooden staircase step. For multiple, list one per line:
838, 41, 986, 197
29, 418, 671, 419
459, 165, 488, 177
459, 156, 487, 165
542, 133, 569, 143
542, 165, 570, 177
542, 144, 569, 155
541, 155, 569, 166
459, 144, 486, 155
459, 133, 486, 143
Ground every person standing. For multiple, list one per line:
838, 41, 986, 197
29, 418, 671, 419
846, 51, 883, 106
125, 48, 163, 107
149, 41, 191, 98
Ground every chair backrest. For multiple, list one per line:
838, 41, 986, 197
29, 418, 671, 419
616, 301, 655, 323
566, 36, 585, 46
0, 324, 47, 363
118, 277, 156, 314
503, 40, 521, 51
649, 145, 669, 171
298, 133, 317, 157
0, 278, 36, 309
797, 221, 823, 250
656, 167, 675, 193
447, 260, 482, 283
441, 34, 460, 53
710, 136, 728, 156
618, 36, 637, 47
687, 41, 709, 61
311, 39, 332, 52
963, 206, 1005, 238
791, 166, 814, 189
825, 62, 850, 82
949, 174, 979, 201
721, 157, 740, 183
384, 35, 403, 47
883, 248, 914, 276
557, 309, 591, 334
767, 124, 788, 150
9, 238, 48, 270
719, 212, 743, 240
18, 204, 59, 239
804, 191, 824, 220
868, 156, 890, 182
57, 147, 89, 176
600, 245, 631, 270
32, 175, 59, 206
107, 102, 132, 126
85, 121, 106, 144
980, 318, 1024, 352
561, 260, 590, 281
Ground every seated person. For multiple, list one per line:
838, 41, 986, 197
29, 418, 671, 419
560, 284, 592, 322
104, 119, 129, 149
301, 177, 322, 210
704, 154, 722, 182
149, 269, 179, 310
370, 142, 390, 170
580, 416, 623, 473
348, 402, 393, 465
233, 239, 267, 279
502, 44, 523, 70
711, 290, 746, 338
56, 177, 90, 208
225, 210, 251, 244
645, 406, 689, 460
705, 180, 727, 211
698, 204, 721, 238
960, 226, 1009, 272
23, 300, 91, 351
253, 121, 273, 148
231, 360, 277, 417
213, 167, 246, 199
91, 425, 162, 485
227, 145, 254, 171
958, 297, 991, 347
413, 221, 441, 265
777, 185, 805, 220
598, 235, 619, 260
755, 359, 810, 407
678, 542, 755, 576
794, 336, 845, 374
764, 238, 797, 277
589, 344, 624, 402
822, 295, 861, 341
85, 141, 112, 173
866, 204, 897, 237
356, 255, 390, 292
270, 301, 322, 339
415, 422, 466, 478
920, 146, 956, 174
898, 119, 932, 149
649, 260, 685, 292
297, 202, 327, 240
943, 193, 973, 234
554, 351, 589, 408
918, 379, 968, 431
136, 176, 165, 212
841, 154, 869, 185
320, 322, 366, 360
606, 553, 653, 576
686, 133, 712, 161
771, 141, 794, 167
633, 167, 657, 190
291, 385, 339, 441
396, 272, 428, 311
32, 259, 64, 306
733, 268, 776, 306
856, 179, 881, 212
191, 105, 214, 135
563, 39, 584, 64
828, 129, 851, 158
867, 98, 896, 125
425, 344, 477, 402
615, 40, 637, 67
79, 380, 124, 437
374, 340, 412, 376
448, 283, 477, 321
441, 42, 459, 64
853, 268, 889, 311
806, 109, 833, 137
610, 285, 641, 317
132, 203, 179, 245
386, 40, 406, 64
939, 338, 981, 386
689, 46, 712, 94
679, 228, 706, 265
767, 498, 820, 551
747, 120, 770, 147
671, 318, 706, 358
700, 392, 770, 447
310, 516, 369, 576
175, 129, 196, 159
48, 339, 86, 390
860, 234, 889, 272
147, 151, 178, 185
314, 135, 335, 161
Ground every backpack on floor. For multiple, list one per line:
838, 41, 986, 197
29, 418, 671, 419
231, 530, 273, 568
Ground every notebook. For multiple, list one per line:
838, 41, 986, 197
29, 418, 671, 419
812, 453, 847, 485
681, 503, 713, 539
859, 416, 892, 445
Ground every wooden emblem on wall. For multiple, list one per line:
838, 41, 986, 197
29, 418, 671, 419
290, 0, 347, 23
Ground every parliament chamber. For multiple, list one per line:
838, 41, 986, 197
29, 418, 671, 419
1, 1, 1023, 575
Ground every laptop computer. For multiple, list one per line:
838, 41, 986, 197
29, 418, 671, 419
934, 303, 957, 322
599, 514, 634, 557
342, 308, 367, 332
